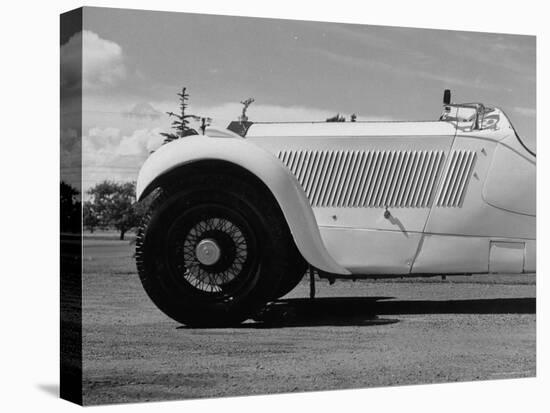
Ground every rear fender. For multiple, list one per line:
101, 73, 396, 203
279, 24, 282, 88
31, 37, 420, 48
137, 135, 349, 275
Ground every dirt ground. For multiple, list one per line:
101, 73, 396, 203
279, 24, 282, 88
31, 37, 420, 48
82, 238, 536, 405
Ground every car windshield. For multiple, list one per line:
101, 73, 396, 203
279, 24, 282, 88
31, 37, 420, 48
441, 105, 535, 156
441, 105, 500, 131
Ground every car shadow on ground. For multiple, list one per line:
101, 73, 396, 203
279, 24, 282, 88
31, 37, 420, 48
238, 296, 535, 329
179, 296, 535, 329
249, 297, 398, 328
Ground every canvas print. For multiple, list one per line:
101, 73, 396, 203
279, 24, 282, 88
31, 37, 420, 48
60, 6, 536, 405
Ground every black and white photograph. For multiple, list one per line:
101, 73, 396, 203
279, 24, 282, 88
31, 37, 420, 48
56, 4, 541, 406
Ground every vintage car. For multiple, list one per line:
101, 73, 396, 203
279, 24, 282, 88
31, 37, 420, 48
135, 91, 536, 326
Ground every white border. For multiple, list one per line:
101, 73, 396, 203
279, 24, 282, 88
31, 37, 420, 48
1, 1, 546, 412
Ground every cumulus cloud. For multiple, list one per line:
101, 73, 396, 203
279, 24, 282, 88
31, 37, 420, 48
60, 33, 82, 92
82, 127, 164, 191
61, 127, 82, 189
61, 30, 126, 91
80, 100, 392, 191
84, 127, 165, 162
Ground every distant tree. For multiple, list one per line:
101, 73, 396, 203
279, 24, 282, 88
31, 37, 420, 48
87, 181, 142, 240
83, 201, 101, 233
60, 181, 81, 233
160, 87, 199, 143
350, 113, 357, 122
326, 113, 346, 122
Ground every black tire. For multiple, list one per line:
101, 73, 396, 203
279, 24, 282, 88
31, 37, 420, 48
273, 259, 307, 299
135, 173, 302, 327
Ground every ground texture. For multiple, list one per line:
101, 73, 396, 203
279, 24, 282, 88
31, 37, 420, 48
82, 238, 536, 405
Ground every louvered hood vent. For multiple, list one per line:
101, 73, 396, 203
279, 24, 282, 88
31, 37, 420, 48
278, 150, 447, 208
435, 150, 476, 207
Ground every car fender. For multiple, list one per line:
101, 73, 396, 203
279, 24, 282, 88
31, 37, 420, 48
136, 135, 350, 275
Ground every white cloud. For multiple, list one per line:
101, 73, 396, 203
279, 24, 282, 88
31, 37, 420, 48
60, 128, 82, 189
61, 30, 126, 91
60, 34, 82, 91
83, 31, 126, 88
83, 127, 165, 162
80, 100, 393, 191
82, 127, 164, 192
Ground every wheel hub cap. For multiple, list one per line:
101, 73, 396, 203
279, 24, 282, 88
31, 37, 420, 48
195, 238, 221, 266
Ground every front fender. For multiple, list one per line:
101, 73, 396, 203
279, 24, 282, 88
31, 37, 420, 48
136, 135, 349, 275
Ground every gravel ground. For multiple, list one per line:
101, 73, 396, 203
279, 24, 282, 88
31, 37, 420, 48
82, 239, 536, 405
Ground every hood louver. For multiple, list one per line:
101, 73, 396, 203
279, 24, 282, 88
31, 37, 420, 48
278, 149, 446, 208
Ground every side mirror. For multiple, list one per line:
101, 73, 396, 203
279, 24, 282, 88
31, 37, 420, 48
443, 89, 451, 105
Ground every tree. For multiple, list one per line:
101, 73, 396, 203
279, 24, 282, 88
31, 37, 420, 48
160, 87, 199, 143
60, 181, 81, 233
83, 201, 100, 233
87, 181, 142, 240
326, 113, 346, 122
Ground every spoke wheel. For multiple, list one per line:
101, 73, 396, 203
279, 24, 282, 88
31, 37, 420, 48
135, 173, 304, 327
165, 206, 257, 298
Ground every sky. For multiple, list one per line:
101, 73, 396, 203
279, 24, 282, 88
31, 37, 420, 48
60, 7, 536, 192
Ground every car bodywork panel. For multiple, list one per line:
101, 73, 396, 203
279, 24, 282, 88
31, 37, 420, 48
247, 121, 457, 275
137, 105, 535, 277
483, 133, 536, 217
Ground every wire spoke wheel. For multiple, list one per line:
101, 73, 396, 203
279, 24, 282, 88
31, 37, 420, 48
135, 172, 305, 327
165, 209, 256, 298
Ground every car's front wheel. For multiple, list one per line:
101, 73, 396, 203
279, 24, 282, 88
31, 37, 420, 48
135, 173, 301, 327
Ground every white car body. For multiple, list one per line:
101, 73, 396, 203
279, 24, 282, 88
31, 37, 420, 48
137, 102, 536, 279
